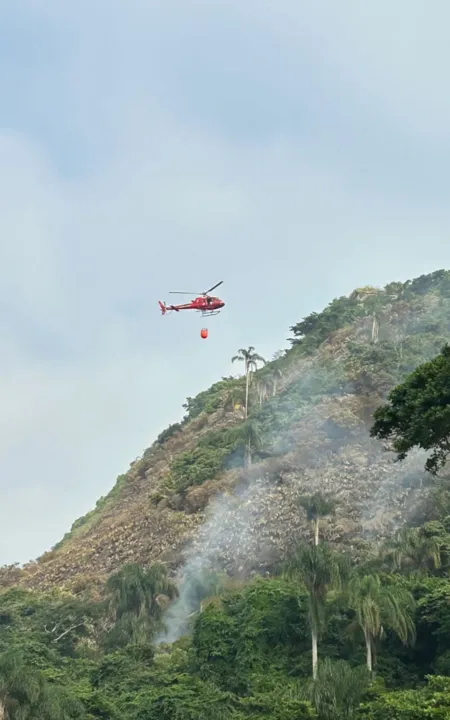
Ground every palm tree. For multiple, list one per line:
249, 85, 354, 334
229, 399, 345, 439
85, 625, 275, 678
254, 373, 272, 407
381, 527, 442, 574
307, 658, 370, 720
0, 649, 80, 719
230, 417, 263, 467
32, 683, 81, 720
231, 347, 266, 418
105, 562, 178, 645
284, 542, 349, 680
242, 417, 262, 467
270, 365, 283, 396
298, 492, 337, 546
347, 573, 416, 673
0, 650, 39, 720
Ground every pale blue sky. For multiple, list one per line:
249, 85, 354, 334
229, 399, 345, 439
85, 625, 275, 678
1, 0, 450, 564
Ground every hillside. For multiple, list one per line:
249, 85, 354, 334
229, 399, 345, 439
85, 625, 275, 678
3, 269, 450, 596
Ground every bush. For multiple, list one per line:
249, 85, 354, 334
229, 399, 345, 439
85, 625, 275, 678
156, 423, 182, 445
182, 378, 239, 421
362, 675, 450, 719
169, 447, 230, 493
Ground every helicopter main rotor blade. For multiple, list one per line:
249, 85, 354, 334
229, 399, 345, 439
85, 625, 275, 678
203, 280, 223, 295
168, 291, 201, 295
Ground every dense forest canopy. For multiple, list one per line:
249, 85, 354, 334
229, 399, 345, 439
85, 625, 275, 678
2, 269, 450, 717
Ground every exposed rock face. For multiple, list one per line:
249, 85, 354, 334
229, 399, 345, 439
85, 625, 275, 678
174, 396, 430, 579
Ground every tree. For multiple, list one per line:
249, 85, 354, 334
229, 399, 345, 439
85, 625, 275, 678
347, 573, 416, 674
254, 373, 272, 408
39, 595, 99, 655
350, 286, 384, 344
105, 563, 178, 647
297, 492, 337, 546
272, 350, 285, 361
370, 344, 450, 474
270, 365, 284, 396
231, 347, 266, 418
233, 417, 263, 468
381, 526, 442, 575
289, 295, 364, 349
222, 384, 246, 414
131, 672, 235, 720
307, 658, 370, 720
284, 542, 348, 680
253, 364, 284, 406
0, 649, 81, 719
361, 675, 450, 719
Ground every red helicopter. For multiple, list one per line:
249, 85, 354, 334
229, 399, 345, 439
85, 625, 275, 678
158, 281, 225, 317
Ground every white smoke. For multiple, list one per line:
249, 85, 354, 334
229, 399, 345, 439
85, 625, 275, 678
360, 446, 432, 536
155, 480, 269, 644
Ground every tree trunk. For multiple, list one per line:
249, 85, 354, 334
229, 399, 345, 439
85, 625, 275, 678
313, 518, 320, 546
371, 314, 379, 344
245, 441, 252, 468
312, 627, 318, 680
245, 369, 250, 418
364, 631, 373, 673
0, 699, 6, 720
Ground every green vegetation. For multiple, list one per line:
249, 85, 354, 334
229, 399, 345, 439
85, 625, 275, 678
289, 269, 450, 352
289, 294, 369, 352
169, 444, 233, 493
297, 492, 337, 547
5, 507, 450, 717
182, 377, 240, 421
371, 343, 450, 474
283, 541, 349, 679
231, 346, 266, 418
156, 423, 183, 445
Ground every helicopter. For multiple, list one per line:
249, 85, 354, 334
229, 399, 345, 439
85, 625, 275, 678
158, 281, 225, 317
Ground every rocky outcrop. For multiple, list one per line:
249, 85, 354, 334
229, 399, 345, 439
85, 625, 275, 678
176, 394, 431, 579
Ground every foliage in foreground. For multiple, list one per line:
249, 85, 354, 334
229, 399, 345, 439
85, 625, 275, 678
4, 513, 450, 718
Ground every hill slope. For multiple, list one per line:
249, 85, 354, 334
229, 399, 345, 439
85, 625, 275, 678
3, 269, 450, 594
